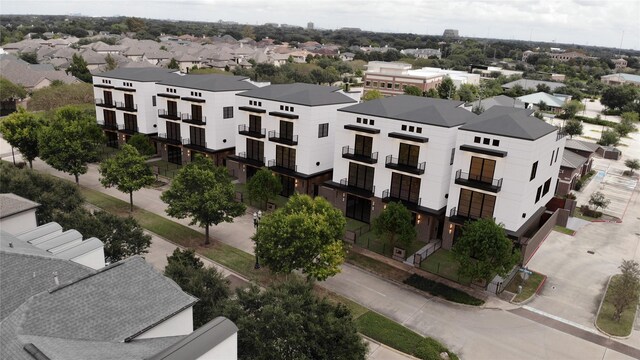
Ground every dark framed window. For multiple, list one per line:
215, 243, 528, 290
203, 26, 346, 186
555, 147, 560, 163
348, 162, 375, 191
457, 188, 496, 219
469, 156, 496, 183
483, 138, 490, 145
192, 104, 202, 121
492, 139, 500, 146
124, 94, 134, 108
103, 109, 116, 127
543, 178, 551, 196
318, 123, 329, 138
249, 115, 261, 132
530, 161, 538, 181
450, 148, 455, 165
152, 95, 156, 106
167, 100, 177, 116
279, 121, 294, 140
390, 173, 421, 203
398, 143, 419, 167
124, 113, 137, 131
276, 145, 296, 170
223, 106, 234, 119
474, 136, 481, 143
535, 186, 542, 203
550, 150, 555, 166
166, 121, 180, 141
103, 90, 113, 105
190, 126, 205, 147
246, 138, 264, 162
354, 135, 373, 156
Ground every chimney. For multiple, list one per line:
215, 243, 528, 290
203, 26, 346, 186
53, 272, 59, 286
9, 242, 13, 248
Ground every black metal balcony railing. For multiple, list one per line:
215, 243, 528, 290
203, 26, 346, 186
556, 132, 567, 141
339, 177, 375, 196
95, 98, 114, 108
454, 169, 503, 193
449, 206, 485, 221
238, 125, 266, 138
268, 159, 297, 172
268, 131, 298, 145
98, 120, 118, 130
381, 189, 421, 206
342, 146, 378, 164
115, 101, 138, 112
236, 152, 265, 166
384, 155, 426, 175
157, 133, 182, 145
117, 124, 138, 134
181, 113, 207, 125
449, 207, 457, 218
158, 109, 181, 120
182, 138, 209, 151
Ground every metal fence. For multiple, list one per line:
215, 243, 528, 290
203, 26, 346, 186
412, 240, 441, 266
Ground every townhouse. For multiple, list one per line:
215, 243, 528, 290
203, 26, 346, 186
227, 83, 357, 197
153, 74, 258, 166
93, 68, 176, 149
444, 107, 566, 252
320, 96, 477, 241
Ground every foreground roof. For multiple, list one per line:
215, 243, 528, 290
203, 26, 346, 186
561, 150, 588, 169
0, 193, 39, 219
157, 73, 256, 92
460, 106, 558, 140
237, 83, 356, 106
564, 138, 601, 153
339, 95, 476, 128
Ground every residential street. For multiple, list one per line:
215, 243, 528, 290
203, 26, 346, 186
2, 135, 639, 359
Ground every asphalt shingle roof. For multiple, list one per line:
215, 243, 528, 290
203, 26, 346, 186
237, 83, 357, 106
564, 139, 601, 153
561, 150, 588, 169
0, 193, 39, 219
501, 79, 565, 91
95, 67, 176, 82
460, 106, 558, 140
339, 95, 475, 127
517, 92, 566, 108
158, 73, 257, 92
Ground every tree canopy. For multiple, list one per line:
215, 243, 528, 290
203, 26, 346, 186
0, 108, 45, 168
403, 85, 423, 97
66, 53, 92, 82
161, 155, 246, 245
0, 77, 26, 101
254, 194, 346, 280
372, 201, 417, 251
246, 167, 282, 210
28, 83, 94, 111
564, 119, 583, 138
362, 89, 384, 101
601, 85, 638, 110
598, 129, 620, 146
99, 144, 155, 212
608, 260, 640, 322
126, 133, 156, 157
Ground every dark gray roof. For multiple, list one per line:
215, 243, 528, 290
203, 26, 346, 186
148, 317, 238, 360
460, 106, 558, 140
561, 150, 588, 169
94, 67, 176, 82
0, 193, 39, 219
564, 139, 601, 153
157, 73, 256, 92
468, 95, 525, 110
237, 83, 357, 106
339, 95, 476, 128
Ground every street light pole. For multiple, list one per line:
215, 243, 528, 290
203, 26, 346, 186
253, 210, 262, 269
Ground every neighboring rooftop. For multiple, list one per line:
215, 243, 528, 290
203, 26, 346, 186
501, 79, 565, 91
94, 67, 177, 82
460, 106, 558, 140
339, 95, 476, 128
561, 150, 588, 169
601, 73, 640, 83
237, 83, 357, 106
517, 92, 566, 108
564, 138, 601, 153
467, 94, 525, 110
0, 193, 39, 219
157, 73, 256, 92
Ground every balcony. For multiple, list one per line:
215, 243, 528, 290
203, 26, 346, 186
338, 178, 375, 197
115, 101, 138, 112
181, 113, 207, 126
156, 133, 182, 145
238, 125, 266, 139
384, 155, 426, 175
158, 109, 181, 121
381, 189, 421, 207
95, 98, 114, 108
454, 170, 503, 193
268, 131, 298, 146
448, 206, 488, 224
556, 131, 567, 141
342, 146, 378, 164
117, 124, 138, 134
182, 138, 209, 151
267, 159, 297, 173
235, 152, 265, 167
97, 120, 118, 131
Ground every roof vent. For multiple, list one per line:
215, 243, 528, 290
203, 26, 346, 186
8, 242, 13, 248
53, 272, 59, 286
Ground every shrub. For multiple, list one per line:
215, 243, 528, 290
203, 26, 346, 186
580, 205, 602, 218
403, 274, 484, 306
564, 192, 577, 200
574, 179, 583, 191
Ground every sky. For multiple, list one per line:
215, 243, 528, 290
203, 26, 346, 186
2, 0, 640, 50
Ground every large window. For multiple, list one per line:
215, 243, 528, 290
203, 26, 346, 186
354, 135, 373, 156
398, 143, 419, 167
167, 100, 177, 116
469, 156, 496, 183
124, 94, 134, 109
346, 195, 372, 223
276, 145, 296, 170
457, 189, 496, 219
246, 138, 263, 162
542, 178, 551, 196
190, 126, 205, 147
223, 106, 234, 119
318, 123, 329, 138
530, 161, 538, 181
390, 173, 421, 203
192, 104, 203, 120
280, 121, 294, 140
123, 113, 137, 131
103, 109, 116, 127
103, 90, 113, 105
249, 115, 262, 132
348, 162, 374, 191
166, 121, 180, 140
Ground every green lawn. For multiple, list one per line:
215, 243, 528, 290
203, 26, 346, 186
505, 272, 546, 303
147, 159, 182, 179
233, 182, 289, 210
596, 275, 639, 337
353, 230, 426, 260
420, 249, 472, 285
346, 251, 409, 282
356, 311, 459, 360
553, 225, 575, 235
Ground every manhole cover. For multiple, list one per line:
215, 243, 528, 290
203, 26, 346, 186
552, 286, 556, 290
587, 250, 595, 254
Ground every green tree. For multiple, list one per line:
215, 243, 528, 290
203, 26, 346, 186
105, 53, 118, 71
621, 112, 639, 123
168, 58, 179, 70
452, 218, 520, 282
625, 159, 640, 175
246, 167, 282, 210
28, 83, 94, 111
164, 248, 230, 327
457, 83, 479, 102
241, 25, 255, 39
564, 119, 583, 138
615, 117, 637, 138
598, 129, 620, 146
254, 194, 346, 280
403, 85, 423, 97
66, 53, 92, 82
125, 17, 147, 32
99, 144, 155, 212
588, 191, 610, 212
0, 108, 45, 168
425, 88, 439, 98
223, 279, 367, 360
562, 100, 585, 118
18, 51, 38, 64
362, 89, 384, 101
126, 133, 155, 156
372, 201, 417, 251
601, 85, 638, 110
536, 83, 551, 93
38, 106, 104, 184
0, 77, 27, 101
608, 260, 640, 322
437, 77, 456, 99
161, 155, 246, 245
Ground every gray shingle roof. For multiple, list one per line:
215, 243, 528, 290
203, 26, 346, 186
460, 106, 558, 140
95, 67, 176, 82
564, 139, 601, 153
339, 95, 475, 127
158, 73, 257, 92
561, 150, 588, 169
501, 79, 565, 91
237, 83, 357, 106
468, 95, 525, 110
0, 193, 39, 219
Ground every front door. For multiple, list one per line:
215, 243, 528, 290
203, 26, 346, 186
167, 145, 182, 165
346, 194, 372, 223
280, 175, 295, 197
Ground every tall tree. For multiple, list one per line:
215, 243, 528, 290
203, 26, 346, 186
161, 155, 246, 245
562, 100, 585, 118
127, 133, 156, 157
38, 106, 104, 184
403, 85, 423, 97
457, 83, 479, 102
0, 108, 45, 168
452, 218, 520, 282
362, 89, 384, 101
608, 260, 640, 322
625, 159, 640, 175
564, 119, 583, 138
372, 201, 417, 251
18, 52, 38, 64
223, 279, 367, 360
598, 129, 620, 146
254, 194, 346, 280
105, 53, 118, 71
28, 83, 94, 111
437, 77, 456, 99
246, 167, 282, 210
601, 85, 638, 110
99, 144, 155, 212
66, 53, 92, 82
167, 58, 179, 70
164, 248, 230, 327
0, 77, 26, 101
588, 191, 610, 212
615, 117, 637, 138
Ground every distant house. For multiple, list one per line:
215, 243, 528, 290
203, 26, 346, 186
600, 73, 640, 87
339, 52, 355, 62
517, 92, 567, 113
611, 58, 627, 69
557, 150, 588, 196
0, 54, 79, 91
501, 79, 565, 92
465, 95, 525, 112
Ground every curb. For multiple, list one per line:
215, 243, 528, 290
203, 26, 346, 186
510, 274, 547, 306
594, 275, 637, 339
360, 335, 421, 360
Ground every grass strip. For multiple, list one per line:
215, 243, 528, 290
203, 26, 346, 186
404, 274, 484, 306
553, 225, 575, 235
356, 311, 458, 360
346, 251, 409, 282
505, 272, 545, 303
596, 275, 639, 337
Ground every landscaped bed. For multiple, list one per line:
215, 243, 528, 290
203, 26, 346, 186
596, 275, 639, 337
553, 225, 575, 235
504, 272, 546, 303
404, 274, 484, 306
420, 249, 472, 285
